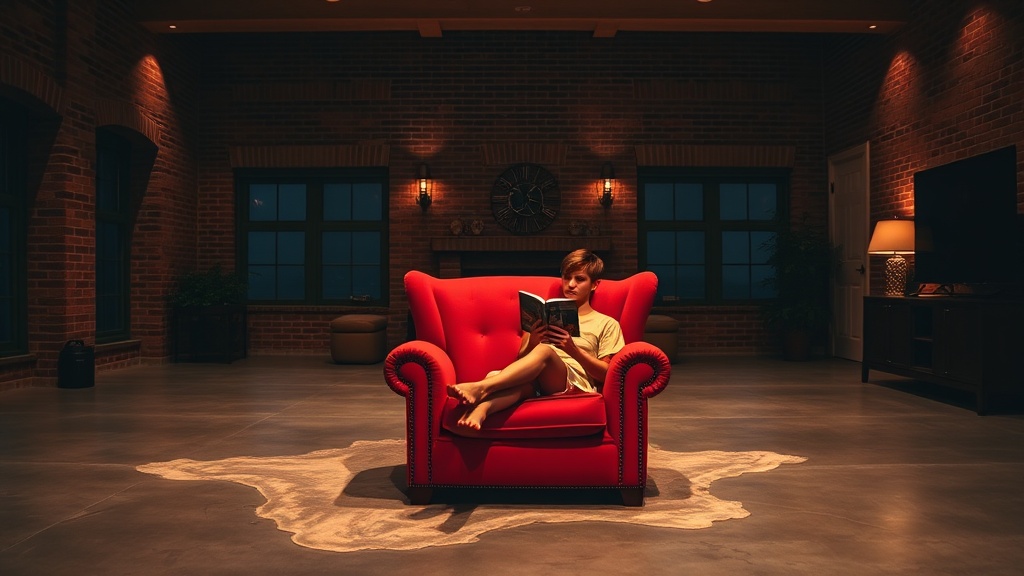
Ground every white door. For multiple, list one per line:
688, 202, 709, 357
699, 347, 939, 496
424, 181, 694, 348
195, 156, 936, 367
828, 143, 870, 361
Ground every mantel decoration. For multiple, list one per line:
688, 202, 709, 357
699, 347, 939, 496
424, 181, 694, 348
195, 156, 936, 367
491, 163, 561, 235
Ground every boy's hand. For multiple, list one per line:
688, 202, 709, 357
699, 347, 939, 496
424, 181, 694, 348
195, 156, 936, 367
542, 325, 577, 353
526, 319, 546, 349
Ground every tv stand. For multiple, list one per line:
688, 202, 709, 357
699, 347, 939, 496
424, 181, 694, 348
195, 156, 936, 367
862, 296, 1024, 414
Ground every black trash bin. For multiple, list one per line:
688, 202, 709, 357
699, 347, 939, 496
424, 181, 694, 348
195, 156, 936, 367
58, 340, 95, 389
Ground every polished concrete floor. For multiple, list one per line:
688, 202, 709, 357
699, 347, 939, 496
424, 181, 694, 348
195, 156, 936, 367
1, 355, 1023, 575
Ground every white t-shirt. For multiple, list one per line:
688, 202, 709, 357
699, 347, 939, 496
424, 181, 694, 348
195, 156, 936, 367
549, 309, 625, 393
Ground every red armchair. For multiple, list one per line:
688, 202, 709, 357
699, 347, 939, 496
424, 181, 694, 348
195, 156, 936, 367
383, 270, 671, 505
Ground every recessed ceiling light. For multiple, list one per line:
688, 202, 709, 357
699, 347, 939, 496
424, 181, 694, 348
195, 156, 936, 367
869, 25, 878, 29
168, 24, 177, 29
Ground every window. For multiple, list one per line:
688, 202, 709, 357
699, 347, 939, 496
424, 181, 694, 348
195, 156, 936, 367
237, 169, 388, 305
0, 105, 27, 355
95, 130, 132, 342
639, 169, 787, 305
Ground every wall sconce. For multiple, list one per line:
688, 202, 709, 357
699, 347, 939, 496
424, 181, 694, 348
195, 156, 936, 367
416, 163, 432, 209
598, 162, 615, 208
867, 218, 915, 296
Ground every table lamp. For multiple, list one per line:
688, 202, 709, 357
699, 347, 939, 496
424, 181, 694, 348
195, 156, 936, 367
867, 219, 915, 296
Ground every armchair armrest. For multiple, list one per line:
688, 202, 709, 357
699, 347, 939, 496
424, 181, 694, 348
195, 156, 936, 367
383, 340, 457, 487
601, 341, 672, 486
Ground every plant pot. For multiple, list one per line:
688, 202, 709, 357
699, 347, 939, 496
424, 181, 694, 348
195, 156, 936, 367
173, 304, 248, 363
781, 328, 812, 361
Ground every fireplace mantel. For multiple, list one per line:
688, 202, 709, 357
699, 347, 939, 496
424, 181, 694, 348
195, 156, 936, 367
430, 236, 613, 277
430, 236, 612, 253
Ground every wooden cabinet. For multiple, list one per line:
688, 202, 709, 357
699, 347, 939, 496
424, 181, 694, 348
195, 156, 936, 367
862, 296, 1023, 414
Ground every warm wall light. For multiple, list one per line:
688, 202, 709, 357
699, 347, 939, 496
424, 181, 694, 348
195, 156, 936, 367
416, 163, 432, 209
598, 162, 615, 208
867, 219, 915, 296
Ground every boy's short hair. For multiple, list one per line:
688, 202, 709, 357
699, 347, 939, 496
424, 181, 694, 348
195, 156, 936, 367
560, 249, 605, 281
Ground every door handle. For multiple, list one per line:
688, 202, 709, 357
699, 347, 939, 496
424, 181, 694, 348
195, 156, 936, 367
856, 265, 866, 275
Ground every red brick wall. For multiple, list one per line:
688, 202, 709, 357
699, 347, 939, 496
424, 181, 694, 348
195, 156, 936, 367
824, 0, 1023, 293
1, 0, 198, 387
5, 0, 1019, 386
195, 31, 829, 356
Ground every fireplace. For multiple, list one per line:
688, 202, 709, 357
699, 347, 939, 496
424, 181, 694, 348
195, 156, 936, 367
430, 236, 613, 278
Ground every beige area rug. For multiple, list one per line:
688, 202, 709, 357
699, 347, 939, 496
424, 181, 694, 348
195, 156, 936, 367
137, 439, 805, 553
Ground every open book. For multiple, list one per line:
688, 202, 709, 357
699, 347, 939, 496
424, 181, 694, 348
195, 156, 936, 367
519, 291, 580, 337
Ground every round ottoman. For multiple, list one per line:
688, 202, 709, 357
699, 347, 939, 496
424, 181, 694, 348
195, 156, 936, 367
644, 314, 679, 364
330, 314, 388, 364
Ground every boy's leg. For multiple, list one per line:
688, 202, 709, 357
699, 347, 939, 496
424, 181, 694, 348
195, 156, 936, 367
448, 345, 567, 404
457, 382, 535, 430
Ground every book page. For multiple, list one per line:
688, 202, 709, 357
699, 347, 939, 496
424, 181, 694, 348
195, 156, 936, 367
544, 299, 580, 337
519, 291, 546, 332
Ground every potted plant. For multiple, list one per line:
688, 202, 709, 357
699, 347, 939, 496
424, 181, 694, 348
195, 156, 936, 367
169, 266, 248, 362
761, 218, 838, 361
169, 265, 247, 309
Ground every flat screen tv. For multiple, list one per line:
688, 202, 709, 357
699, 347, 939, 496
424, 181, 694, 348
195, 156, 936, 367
913, 144, 1019, 287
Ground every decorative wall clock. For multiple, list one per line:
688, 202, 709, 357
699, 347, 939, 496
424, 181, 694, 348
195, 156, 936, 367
491, 163, 560, 235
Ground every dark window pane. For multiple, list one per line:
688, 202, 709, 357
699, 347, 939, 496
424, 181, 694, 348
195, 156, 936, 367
0, 208, 8, 253
677, 231, 705, 264
352, 232, 380, 265
751, 231, 775, 264
352, 183, 383, 220
248, 232, 277, 265
322, 231, 352, 265
675, 183, 703, 221
248, 266, 276, 299
0, 258, 9, 298
249, 184, 277, 221
324, 183, 352, 221
277, 232, 305, 265
720, 183, 747, 220
277, 266, 305, 300
722, 231, 750, 264
644, 183, 674, 221
352, 265, 381, 298
751, 265, 775, 299
722, 265, 750, 299
647, 231, 675, 264
323, 266, 353, 300
649, 265, 676, 299
679, 266, 705, 299
0, 302, 9, 341
278, 184, 306, 221
749, 184, 777, 220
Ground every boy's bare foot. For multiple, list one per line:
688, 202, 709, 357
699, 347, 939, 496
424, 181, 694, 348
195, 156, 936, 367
457, 404, 487, 430
446, 383, 485, 405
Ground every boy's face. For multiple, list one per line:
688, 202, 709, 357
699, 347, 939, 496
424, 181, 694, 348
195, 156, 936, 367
561, 268, 596, 305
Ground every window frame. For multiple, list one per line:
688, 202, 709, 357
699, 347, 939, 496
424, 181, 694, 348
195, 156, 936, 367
0, 105, 28, 356
638, 167, 790, 306
235, 168, 389, 307
95, 129, 133, 344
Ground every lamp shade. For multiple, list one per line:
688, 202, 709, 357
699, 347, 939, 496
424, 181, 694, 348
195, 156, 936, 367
867, 219, 915, 254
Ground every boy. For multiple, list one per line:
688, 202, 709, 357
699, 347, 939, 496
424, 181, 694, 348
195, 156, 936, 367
447, 249, 625, 430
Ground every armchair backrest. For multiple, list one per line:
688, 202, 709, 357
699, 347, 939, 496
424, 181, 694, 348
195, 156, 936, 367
404, 270, 658, 381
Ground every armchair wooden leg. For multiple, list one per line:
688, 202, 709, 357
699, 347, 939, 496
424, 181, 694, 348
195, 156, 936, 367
406, 487, 433, 505
620, 488, 644, 507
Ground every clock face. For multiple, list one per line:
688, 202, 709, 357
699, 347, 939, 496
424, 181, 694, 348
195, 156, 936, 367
491, 163, 560, 235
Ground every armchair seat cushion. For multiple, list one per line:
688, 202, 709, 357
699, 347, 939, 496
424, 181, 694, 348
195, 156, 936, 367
441, 392, 607, 439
